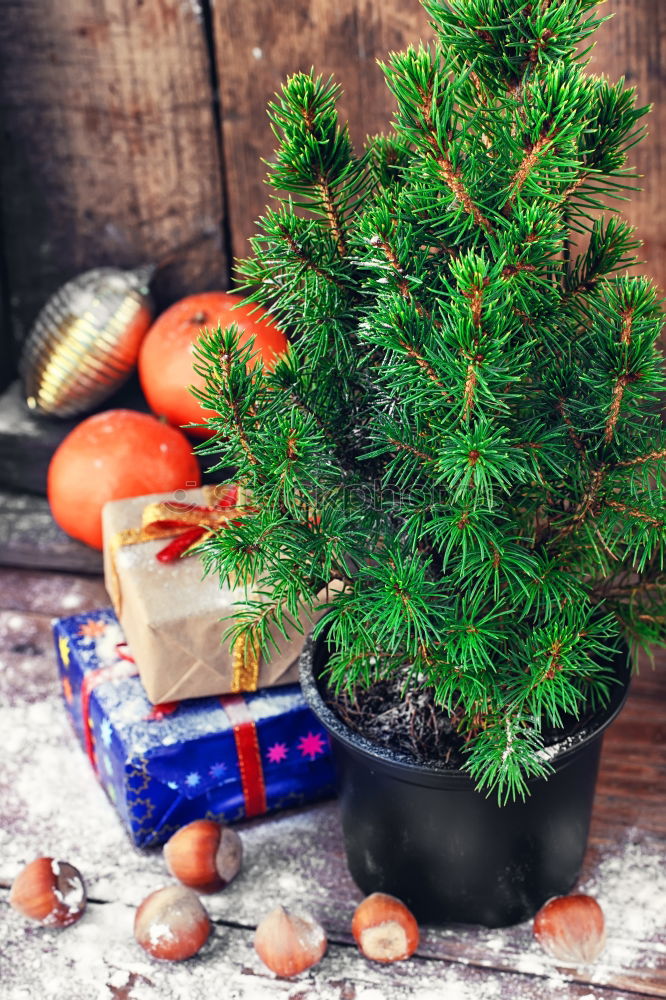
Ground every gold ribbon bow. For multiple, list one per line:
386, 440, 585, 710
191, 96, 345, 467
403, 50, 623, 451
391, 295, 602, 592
109, 485, 261, 692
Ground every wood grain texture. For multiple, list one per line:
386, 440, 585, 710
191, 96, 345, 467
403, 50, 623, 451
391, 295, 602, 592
0, 491, 103, 574
3, 900, 658, 1000
211, 0, 434, 264
0, 0, 228, 352
0, 571, 664, 998
0, 186, 13, 392
0, 567, 108, 616
588, 0, 666, 292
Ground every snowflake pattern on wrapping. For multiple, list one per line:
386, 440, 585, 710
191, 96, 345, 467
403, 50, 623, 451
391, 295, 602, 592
78, 619, 108, 639
298, 732, 328, 760
267, 742, 289, 763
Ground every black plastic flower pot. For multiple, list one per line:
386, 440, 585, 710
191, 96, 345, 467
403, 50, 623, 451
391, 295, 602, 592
300, 630, 631, 928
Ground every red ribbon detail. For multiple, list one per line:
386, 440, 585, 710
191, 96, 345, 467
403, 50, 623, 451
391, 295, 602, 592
145, 701, 181, 721
77, 634, 266, 818
220, 694, 267, 818
80, 657, 139, 774
156, 527, 208, 563
155, 485, 241, 564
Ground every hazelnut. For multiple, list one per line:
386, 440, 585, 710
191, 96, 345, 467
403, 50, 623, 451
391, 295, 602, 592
254, 905, 327, 977
9, 858, 86, 928
351, 892, 419, 963
164, 819, 242, 893
533, 893, 606, 965
134, 885, 211, 961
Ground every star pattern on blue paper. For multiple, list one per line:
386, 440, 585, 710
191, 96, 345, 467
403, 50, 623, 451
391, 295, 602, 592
267, 742, 288, 764
57, 609, 338, 846
58, 635, 70, 668
298, 731, 327, 760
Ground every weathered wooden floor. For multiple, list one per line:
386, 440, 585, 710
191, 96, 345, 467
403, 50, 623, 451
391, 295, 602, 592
1, 567, 665, 1000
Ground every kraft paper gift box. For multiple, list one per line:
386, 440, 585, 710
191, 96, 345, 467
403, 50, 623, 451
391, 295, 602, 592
54, 608, 337, 847
102, 487, 326, 704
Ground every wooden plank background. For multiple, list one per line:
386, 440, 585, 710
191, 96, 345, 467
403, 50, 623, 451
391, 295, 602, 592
588, 0, 666, 294
0, 0, 228, 369
0, 0, 664, 385
212, 0, 433, 264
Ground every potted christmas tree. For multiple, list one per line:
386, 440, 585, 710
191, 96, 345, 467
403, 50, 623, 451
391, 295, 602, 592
196, 0, 665, 926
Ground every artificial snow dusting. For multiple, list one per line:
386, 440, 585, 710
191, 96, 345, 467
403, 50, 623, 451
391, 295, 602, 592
0, 890, 649, 1000
52, 609, 304, 761
2, 699, 663, 1000
148, 922, 175, 946
582, 834, 666, 975
1, 605, 664, 997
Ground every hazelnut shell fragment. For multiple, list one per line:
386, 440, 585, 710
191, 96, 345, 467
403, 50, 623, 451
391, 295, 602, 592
254, 905, 327, 977
164, 819, 243, 893
533, 893, 606, 965
134, 885, 211, 961
351, 892, 420, 963
9, 858, 86, 928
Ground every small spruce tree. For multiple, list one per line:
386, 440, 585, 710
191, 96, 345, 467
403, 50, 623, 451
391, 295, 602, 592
195, 0, 666, 800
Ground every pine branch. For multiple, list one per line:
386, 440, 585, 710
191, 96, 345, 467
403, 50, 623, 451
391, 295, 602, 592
382, 46, 495, 236
220, 350, 259, 468
556, 397, 586, 458
510, 130, 556, 199
462, 275, 485, 417
604, 500, 663, 529
376, 235, 418, 304
397, 340, 451, 396
196, 2, 666, 802
266, 72, 368, 255
565, 217, 641, 297
387, 438, 437, 464
428, 137, 495, 236
556, 465, 606, 539
275, 219, 351, 293
617, 448, 666, 468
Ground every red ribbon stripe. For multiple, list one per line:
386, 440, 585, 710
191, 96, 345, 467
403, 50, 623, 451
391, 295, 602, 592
80, 657, 139, 773
77, 641, 267, 819
220, 694, 268, 818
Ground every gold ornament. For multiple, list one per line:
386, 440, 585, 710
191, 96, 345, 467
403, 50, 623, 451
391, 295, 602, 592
19, 264, 154, 417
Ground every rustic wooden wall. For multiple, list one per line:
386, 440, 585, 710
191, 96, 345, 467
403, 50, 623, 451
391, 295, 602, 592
0, 0, 228, 376
212, 0, 433, 264
0, 0, 664, 389
588, 0, 666, 294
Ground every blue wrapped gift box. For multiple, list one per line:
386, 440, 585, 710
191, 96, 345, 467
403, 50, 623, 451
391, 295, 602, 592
54, 609, 337, 847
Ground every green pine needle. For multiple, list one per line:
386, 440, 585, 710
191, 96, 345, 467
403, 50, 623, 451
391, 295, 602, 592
193, 0, 665, 803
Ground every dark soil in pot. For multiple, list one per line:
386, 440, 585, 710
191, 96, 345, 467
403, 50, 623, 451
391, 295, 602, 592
300, 630, 631, 928
322, 665, 617, 773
